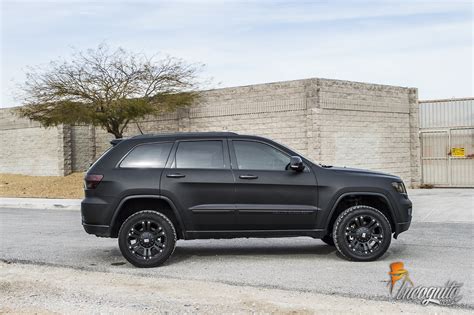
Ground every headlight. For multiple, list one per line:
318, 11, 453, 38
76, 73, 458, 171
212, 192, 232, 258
392, 181, 407, 194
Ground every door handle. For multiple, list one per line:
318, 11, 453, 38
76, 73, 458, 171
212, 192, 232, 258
167, 173, 186, 178
239, 174, 258, 180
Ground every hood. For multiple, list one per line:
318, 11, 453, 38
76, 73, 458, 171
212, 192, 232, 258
327, 166, 401, 180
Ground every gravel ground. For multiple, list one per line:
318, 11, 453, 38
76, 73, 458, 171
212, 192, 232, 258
0, 173, 84, 199
1, 262, 470, 314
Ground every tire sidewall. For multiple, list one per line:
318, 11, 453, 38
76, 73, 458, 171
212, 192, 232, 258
333, 206, 392, 261
118, 210, 176, 268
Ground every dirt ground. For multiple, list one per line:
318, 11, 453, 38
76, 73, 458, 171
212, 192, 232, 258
0, 173, 84, 199
0, 262, 468, 314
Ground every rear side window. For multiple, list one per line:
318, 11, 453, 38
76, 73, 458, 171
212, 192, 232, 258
120, 143, 173, 168
89, 147, 113, 170
175, 141, 225, 169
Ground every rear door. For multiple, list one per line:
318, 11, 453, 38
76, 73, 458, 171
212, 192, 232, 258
230, 139, 318, 230
161, 139, 235, 231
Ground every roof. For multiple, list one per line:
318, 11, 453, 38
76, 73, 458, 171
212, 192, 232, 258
131, 132, 238, 139
111, 132, 241, 145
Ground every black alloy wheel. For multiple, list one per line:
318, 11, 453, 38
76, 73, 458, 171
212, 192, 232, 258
333, 205, 392, 261
118, 210, 176, 268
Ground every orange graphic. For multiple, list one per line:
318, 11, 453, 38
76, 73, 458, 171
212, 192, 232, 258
389, 262, 414, 294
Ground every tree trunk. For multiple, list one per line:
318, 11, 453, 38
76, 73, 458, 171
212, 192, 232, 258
105, 125, 123, 139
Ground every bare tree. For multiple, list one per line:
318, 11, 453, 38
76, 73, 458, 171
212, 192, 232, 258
17, 44, 202, 138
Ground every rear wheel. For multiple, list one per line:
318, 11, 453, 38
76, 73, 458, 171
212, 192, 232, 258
118, 210, 176, 268
333, 205, 392, 261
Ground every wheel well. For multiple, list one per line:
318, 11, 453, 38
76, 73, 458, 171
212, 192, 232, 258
327, 195, 395, 234
111, 198, 183, 239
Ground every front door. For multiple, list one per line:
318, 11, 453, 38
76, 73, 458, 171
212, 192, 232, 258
229, 139, 318, 230
161, 139, 235, 231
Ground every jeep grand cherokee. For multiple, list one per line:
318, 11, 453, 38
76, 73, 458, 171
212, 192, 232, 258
81, 132, 412, 267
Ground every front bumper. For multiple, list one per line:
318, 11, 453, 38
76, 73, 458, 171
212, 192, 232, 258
395, 221, 411, 238
394, 195, 412, 238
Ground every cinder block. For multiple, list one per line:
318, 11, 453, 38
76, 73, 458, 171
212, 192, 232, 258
0, 78, 419, 183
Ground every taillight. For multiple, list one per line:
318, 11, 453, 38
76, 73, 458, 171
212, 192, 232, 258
85, 174, 103, 189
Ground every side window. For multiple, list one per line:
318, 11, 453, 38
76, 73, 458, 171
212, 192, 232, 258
120, 143, 173, 168
233, 141, 290, 171
175, 141, 225, 169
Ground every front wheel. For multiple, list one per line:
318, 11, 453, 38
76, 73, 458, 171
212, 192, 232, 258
118, 210, 177, 268
333, 205, 392, 261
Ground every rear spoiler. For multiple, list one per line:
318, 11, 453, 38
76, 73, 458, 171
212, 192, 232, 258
110, 139, 124, 146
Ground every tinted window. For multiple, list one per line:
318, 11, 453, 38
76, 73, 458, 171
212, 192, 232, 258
233, 141, 289, 170
175, 141, 225, 169
120, 143, 173, 168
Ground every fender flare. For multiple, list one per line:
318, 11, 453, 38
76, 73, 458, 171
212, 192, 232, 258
324, 191, 398, 233
110, 194, 186, 238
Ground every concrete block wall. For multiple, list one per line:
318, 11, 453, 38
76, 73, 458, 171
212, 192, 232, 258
0, 78, 420, 186
408, 88, 421, 187
93, 79, 311, 158
92, 112, 180, 161
316, 79, 419, 185
185, 80, 310, 154
0, 109, 67, 176
70, 125, 95, 172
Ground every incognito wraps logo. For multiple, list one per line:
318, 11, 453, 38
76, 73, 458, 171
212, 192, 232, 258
387, 261, 463, 306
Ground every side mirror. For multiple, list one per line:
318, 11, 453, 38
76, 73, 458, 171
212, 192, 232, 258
289, 156, 305, 172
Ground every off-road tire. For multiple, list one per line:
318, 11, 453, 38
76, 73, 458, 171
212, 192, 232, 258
118, 210, 177, 268
333, 205, 392, 261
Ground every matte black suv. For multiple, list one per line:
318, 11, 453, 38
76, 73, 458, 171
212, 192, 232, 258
82, 132, 412, 267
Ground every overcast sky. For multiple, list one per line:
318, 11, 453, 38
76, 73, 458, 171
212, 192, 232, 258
0, 0, 472, 108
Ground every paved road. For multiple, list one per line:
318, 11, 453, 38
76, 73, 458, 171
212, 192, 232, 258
1, 206, 472, 309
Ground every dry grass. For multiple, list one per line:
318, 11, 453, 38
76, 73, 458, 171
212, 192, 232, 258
0, 173, 84, 199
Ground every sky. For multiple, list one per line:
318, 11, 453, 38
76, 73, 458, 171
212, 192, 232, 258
0, 0, 473, 108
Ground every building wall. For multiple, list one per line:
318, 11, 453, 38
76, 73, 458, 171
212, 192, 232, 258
0, 109, 67, 176
316, 79, 419, 186
92, 79, 311, 159
0, 78, 420, 186
70, 125, 95, 173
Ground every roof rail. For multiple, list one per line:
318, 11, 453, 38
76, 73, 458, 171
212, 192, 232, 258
131, 132, 238, 139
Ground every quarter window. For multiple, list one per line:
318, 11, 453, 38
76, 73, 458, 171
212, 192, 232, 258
233, 141, 290, 171
175, 141, 225, 169
120, 143, 173, 168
